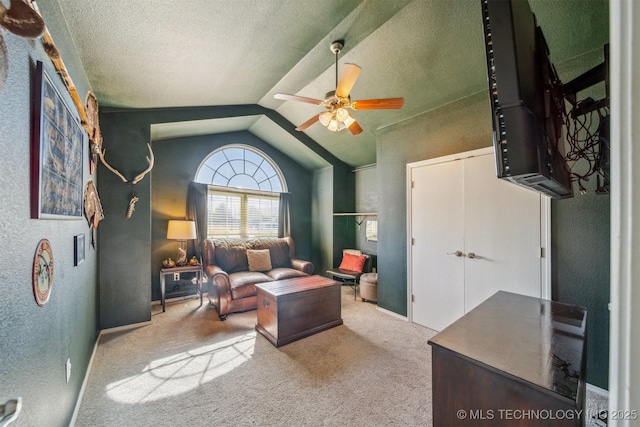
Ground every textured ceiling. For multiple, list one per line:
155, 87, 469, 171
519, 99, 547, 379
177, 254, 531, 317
38, 0, 609, 169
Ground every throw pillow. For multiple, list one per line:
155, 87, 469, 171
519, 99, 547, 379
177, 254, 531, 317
247, 249, 272, 272
338, 252, 366, 272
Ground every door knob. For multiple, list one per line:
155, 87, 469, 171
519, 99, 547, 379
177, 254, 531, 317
467, 252, 479, 259
447, 250, 465, 257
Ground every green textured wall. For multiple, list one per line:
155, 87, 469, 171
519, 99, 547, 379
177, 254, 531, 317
552, 188, 610, 389
312, 167, 334, 275
98, 113, 153, 328
543, 1, 610, 389
0, 3, 99, 424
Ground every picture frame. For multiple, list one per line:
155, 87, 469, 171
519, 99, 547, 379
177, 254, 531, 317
366, 220, 378, 242
74, 234, 85, 266
31, 61, 85, 219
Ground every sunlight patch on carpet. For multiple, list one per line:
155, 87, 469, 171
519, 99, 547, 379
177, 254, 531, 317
105, 332, 256, 403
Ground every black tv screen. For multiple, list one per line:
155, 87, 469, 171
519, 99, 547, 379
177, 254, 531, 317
481, 0, 573, 198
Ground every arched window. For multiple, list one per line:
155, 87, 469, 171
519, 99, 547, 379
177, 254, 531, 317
195, 145, 286, 192
195, 145, 287, 239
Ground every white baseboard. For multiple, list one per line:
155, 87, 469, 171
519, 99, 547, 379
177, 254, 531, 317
68, 332, 101, 427
69, 320, 152, 426
100, 320, 153, 334
377, 306, 408, 321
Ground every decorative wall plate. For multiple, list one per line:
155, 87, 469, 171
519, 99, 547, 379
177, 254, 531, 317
32, 239, 54, 306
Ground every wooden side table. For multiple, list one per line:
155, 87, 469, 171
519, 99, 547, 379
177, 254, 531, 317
159, 265, 203, 312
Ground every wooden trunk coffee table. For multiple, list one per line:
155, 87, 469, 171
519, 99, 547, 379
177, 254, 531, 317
255, 275, 343, 347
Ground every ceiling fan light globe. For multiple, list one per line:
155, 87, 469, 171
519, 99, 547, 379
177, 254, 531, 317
336, 108, 350, 123
343, 115, 356, 127
327, 119, 341, 132
319, 111, 332, 127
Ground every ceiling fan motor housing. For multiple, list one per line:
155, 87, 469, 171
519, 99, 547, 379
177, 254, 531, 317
323, 90, 350, 109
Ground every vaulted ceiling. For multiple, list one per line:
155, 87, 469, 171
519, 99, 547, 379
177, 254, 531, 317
37, 0, 609, 169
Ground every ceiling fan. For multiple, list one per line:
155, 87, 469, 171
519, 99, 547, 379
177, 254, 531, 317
274, 40, 404, 135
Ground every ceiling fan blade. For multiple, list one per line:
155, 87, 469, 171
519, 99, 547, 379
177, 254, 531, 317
336, 63, 361, 98
274, 93, 323, 105
351, 98, 405, 110
348, 120, 363, 135
295, 114, 320, 131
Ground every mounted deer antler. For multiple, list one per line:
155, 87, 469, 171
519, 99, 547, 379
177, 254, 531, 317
98, 143, 154, 218
99, 143, 154, 184
132, 144, 155, 184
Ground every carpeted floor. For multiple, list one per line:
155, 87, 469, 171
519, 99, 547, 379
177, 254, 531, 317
74, 287, 608, 426
75, 287, 436, 426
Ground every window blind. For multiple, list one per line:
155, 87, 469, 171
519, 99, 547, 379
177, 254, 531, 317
207, 189, 279, 239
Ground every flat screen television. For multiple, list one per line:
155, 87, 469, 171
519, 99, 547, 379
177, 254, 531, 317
481, 0, 573, 198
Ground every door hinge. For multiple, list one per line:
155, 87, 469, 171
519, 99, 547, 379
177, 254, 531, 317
540, 247, 545, 258
411, 180, 415, 188
411, 238, 415, 245
411, 295, 415, 303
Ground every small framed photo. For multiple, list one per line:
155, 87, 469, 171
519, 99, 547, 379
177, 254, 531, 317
366, 220, 378, 242
74, 234, 85, 266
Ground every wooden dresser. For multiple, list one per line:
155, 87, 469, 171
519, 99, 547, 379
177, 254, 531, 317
428, 291, 587, 426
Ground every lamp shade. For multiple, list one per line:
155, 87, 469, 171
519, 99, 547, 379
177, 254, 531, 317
167, 220, 196, 240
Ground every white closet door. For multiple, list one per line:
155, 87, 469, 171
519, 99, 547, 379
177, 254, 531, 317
408, 149, 545, 332
463, 154, 542, 311
410, 160, 465, 332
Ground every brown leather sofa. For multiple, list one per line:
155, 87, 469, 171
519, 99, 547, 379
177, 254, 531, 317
202, 237, 314, 320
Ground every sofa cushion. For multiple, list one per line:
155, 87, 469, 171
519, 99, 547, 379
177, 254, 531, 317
250, 238, 290, 268
228, 271, 273, 300
213, 240, 249, 273
247, 249, 272, 272
266, 268, 309, 281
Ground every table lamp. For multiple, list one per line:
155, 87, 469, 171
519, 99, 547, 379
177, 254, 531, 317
167, 220, 196, 266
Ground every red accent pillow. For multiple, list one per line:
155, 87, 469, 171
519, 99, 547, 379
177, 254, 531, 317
338, 253, 367, 272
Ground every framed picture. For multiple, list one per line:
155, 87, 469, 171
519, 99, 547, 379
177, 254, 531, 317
74, 234, 85, 266
366, 220, 378, 242
31, 60, 85, 219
